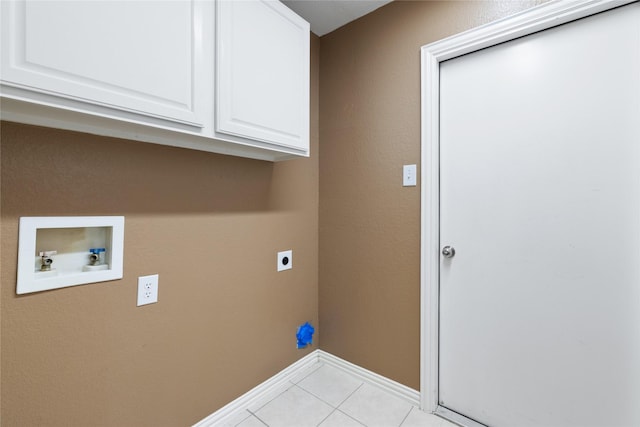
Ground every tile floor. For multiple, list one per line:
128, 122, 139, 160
220, 362, 457, 427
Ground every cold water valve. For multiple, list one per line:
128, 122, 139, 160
83, 248, 108, 272
88, 248, 106, 266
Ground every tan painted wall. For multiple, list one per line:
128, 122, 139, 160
1, 1, 555, 422
319, 0, 545, 390
0, 37, 319, 427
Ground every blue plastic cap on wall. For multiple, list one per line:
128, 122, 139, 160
296, 322, 314, 349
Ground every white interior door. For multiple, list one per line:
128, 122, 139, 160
438, 3, 640, 426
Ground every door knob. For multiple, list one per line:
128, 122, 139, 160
442, 246, 455, 258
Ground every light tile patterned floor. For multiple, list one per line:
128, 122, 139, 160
220, 362, 457, 427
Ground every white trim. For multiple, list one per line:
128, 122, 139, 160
420, 33, 441, 413
419, 0, 637, 416
192, 350, 420, 426
192, 351, 320, 427
317, 350, 420, 407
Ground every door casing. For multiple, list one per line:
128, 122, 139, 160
419, 0, 638, 417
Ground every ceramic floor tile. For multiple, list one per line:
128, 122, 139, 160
236, 414, 268, 427
318, 409, 366, 427
254, 384, 334, 427
339, 383, 413, 427
290, 361, 324, 384
247, 382, 293, 412
297, 364, 364, 407
400, 407, 458, 427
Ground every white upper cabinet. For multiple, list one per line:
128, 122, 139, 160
215, 0, 310, 152
1, 0, 206, 127
0, 0, 310, 161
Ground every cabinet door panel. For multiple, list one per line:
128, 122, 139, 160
1, 0, 203, 126
216, 0, 309, 151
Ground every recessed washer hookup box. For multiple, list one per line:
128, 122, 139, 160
17, 216, 124, 294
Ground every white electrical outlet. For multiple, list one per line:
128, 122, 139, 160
277, 250, 292, 272
137, 274, 159, 306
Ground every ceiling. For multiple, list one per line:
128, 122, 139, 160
282, 0, 393, 36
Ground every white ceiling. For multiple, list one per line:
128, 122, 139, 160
282, 0, 393, 36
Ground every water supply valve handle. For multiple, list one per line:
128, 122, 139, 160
39, 251, 57, 271
89, 248, 106, 265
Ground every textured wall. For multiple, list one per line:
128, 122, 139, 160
319, 0, 545, 390
0, 37, 319, 427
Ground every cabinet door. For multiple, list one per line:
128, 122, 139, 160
216, 0, 309, 152
1, 0, 204, 127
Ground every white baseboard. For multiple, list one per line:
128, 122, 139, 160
193, 349, 421, 426
192, 351, 320, 427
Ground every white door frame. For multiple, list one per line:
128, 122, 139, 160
419, 0, 637, 414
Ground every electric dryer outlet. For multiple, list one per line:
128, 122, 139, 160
277, 250, 292, 271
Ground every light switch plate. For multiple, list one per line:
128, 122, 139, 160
277, 250, 292, 272
403, 164, 417, 186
